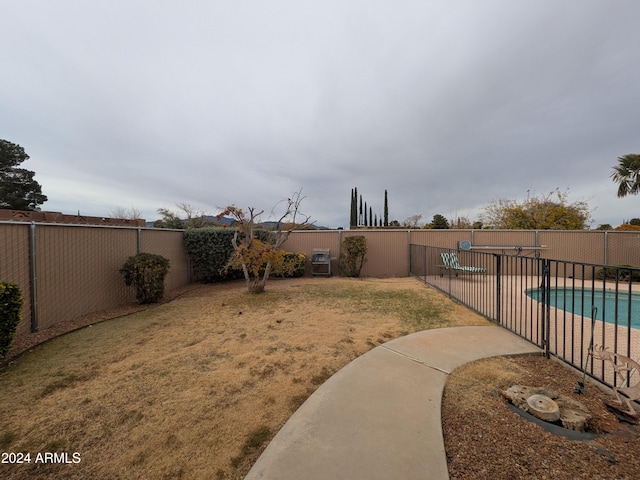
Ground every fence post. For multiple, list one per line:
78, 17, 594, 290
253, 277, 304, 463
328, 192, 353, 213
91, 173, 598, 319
423, 245, 427, 279
29, 222, 39, 332
540, 258, 551, 358
407, 230, 411, 276
338, 229, 343, 275
137, 227, 142, 254
495, 254, 501, 324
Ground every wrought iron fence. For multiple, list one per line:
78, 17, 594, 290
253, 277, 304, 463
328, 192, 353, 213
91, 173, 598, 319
410, 244, 640, 396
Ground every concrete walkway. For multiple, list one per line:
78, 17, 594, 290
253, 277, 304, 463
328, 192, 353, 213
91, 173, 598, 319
245, 326, 541, 480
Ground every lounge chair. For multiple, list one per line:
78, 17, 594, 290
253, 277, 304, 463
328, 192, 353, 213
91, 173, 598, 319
440, 252, 487, 276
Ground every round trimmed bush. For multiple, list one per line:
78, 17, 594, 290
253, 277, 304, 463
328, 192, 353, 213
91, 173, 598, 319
120, 253, 170, 304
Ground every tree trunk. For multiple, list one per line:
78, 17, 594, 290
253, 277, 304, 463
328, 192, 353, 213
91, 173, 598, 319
258, 262, 273, 293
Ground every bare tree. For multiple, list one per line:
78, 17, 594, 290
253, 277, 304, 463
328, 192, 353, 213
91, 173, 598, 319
219, 189, 313, 293
110, 206, 142, 219
402, 214, 423, 228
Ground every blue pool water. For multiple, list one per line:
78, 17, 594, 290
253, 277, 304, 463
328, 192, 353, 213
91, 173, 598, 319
526, 287, 640, 329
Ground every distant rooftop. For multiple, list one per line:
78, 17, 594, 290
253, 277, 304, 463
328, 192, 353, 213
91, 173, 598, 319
0, 209, 146, 227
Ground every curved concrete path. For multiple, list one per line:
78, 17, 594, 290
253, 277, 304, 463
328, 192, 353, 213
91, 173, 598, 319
245, 326, 541, 480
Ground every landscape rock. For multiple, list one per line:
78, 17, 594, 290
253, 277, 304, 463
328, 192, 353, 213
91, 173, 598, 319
502, 384, 593, 431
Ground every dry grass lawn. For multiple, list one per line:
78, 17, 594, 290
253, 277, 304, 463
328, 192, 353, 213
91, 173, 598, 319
0, 277, 489, 480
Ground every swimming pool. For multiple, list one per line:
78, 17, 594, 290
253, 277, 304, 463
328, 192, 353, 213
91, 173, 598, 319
525, 287, 640, 329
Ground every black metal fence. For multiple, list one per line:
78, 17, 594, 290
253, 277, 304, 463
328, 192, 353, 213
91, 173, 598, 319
410, 244, 640, 396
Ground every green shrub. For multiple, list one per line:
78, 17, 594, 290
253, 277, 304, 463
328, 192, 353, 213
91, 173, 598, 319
184, 227, 275, 282
596, 266, 640, 282
272, 252, 306, 278
0, 282, 24, 358
339, 236, 367, 277
120, 253, 170, 304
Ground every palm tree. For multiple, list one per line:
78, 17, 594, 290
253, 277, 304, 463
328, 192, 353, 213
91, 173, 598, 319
611, 154, 640, 198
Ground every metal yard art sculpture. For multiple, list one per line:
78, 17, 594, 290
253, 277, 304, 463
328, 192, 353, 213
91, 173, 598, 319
591, 345, 640, 416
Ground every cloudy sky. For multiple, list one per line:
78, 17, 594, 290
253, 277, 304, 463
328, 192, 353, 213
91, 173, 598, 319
2, 0, 639, 228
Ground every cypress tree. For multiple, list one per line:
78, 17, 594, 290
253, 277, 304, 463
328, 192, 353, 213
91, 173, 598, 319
350, 188, 356, 227
364, 201, 368, 226
359, 195, 363, 225
369, 206, 372, 227
384, 189, 389, 226
349, 188, 353, 227
354, 187, 359, 226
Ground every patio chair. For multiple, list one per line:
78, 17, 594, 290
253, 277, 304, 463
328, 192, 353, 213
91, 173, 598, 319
440, 252, 487, 276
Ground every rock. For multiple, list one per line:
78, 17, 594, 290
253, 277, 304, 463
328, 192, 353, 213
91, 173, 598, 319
502, 385, 593, 432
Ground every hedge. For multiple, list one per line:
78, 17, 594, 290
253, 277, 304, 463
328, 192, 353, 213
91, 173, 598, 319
184, 228, 244, 282
184, 228, 305, 282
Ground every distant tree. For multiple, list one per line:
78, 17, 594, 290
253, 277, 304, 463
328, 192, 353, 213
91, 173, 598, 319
154, 203, 212, 229
629, 218, 640, 226
595, 224, 613, 230
383, 189, 389, 226
403, 214, 423, 228
611, 154, 640, 198
350, 188, 357, 227
0, 139, 47, 210
359, 194, 363, 225
389, 220, 401, 227
431, 214, 450, 229
450, 216, 473, 229
480, 189, 591, 230
369, 206, 372, 227
352, 188, 356, 227
364, 201, 368, 226
110, 207, 142, 220
177, 203, 213, 228
615, 224, 640, 231
154, 208, 184, 229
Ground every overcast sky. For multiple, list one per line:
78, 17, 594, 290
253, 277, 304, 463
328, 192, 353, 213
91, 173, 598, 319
2, 1, 639, 228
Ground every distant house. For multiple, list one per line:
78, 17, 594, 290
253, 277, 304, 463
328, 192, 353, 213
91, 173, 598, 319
0, 209, 145, 227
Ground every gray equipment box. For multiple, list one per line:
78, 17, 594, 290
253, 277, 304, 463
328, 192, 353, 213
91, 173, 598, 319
311, 249, 331, 276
